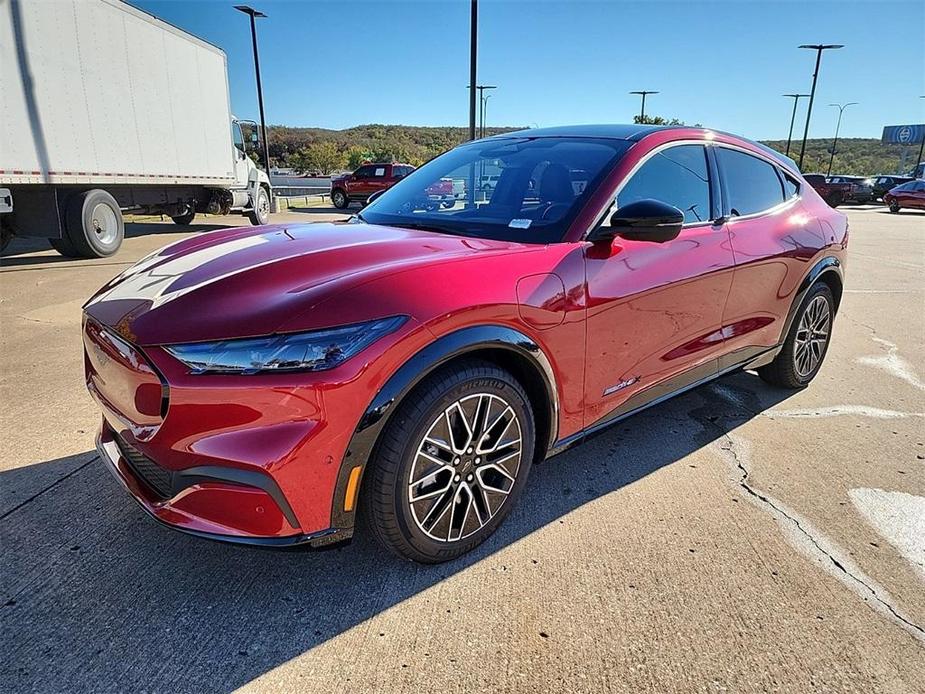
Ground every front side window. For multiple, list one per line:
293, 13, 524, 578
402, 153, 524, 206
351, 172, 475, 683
232, 123, 245, 153
361, 137, 631, 244
354, 166, 374, 178
717, 148, 785, 217
616, 144, 712, 224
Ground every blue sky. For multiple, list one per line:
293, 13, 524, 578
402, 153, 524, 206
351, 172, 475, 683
134, 0, 924, 140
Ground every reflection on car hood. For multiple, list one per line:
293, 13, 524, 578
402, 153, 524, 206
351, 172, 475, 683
83, 222, 524, 345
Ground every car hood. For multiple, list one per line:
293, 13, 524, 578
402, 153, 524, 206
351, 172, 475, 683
83, 222, 524, 346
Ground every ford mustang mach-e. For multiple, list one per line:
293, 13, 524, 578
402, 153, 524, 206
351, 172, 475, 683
83, 125, 848, 563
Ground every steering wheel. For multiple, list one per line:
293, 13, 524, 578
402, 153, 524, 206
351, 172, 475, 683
540, 202, 570, 221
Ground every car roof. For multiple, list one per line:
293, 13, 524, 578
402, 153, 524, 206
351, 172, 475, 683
488, 124, 681, 142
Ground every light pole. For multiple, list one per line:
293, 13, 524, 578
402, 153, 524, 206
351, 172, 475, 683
234, 6, 271, 178
481, 94, 493, 138
475, 85, 496, 138
826, 102, 857, 176
630, 90, 659, 121
797, 44, 844, 170
468, 0, 478, 141
917, 96, 925, 176
783, 93, 809, 157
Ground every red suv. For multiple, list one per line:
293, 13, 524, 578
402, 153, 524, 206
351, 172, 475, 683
330, 163, 414, 209
83, 125, 847, 563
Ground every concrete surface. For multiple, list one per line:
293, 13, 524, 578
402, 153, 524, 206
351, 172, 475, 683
1, 206, 923, 693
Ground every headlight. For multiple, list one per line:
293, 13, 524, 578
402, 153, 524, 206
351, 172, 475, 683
164, 316, 407, 374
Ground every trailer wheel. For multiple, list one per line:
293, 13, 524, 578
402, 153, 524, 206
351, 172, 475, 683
66, 190, 124, 257
171, 203, 196, 226
247, 186, 270, 226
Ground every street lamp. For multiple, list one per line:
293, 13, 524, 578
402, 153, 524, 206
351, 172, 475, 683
826, 102, 858, 176
476, 85, 497, 138
468, 0, 478, 141
629, 90, 659, 121
782, 94, 809, 157
797, 44, 844, 170
481, 94, 493, 138
234, 6, 271, 179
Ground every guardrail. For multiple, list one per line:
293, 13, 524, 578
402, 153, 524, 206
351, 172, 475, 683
273, 185, 331, 197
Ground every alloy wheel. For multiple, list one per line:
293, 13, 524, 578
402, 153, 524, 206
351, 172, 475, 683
408, 393, 522, 542
793, 294, 831, 377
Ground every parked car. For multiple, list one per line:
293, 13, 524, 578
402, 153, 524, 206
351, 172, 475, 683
803, 174, 852, 207
82, 124, 847, 563
867, 175, 914, 202
479, 174, 501, 192
884, 179, 925, 213
330, 163, 414, 209
425, 177, 456, 208
826, 176, 873, 204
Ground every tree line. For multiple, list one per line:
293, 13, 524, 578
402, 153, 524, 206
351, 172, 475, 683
258, 121, 916, 177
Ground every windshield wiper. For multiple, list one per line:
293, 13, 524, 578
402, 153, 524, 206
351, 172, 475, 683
388, 221, 464, 237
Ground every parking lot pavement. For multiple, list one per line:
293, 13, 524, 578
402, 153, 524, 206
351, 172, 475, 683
1, 207, 923, 692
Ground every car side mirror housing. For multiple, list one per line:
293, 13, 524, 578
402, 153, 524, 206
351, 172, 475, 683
588, 199, 685, 244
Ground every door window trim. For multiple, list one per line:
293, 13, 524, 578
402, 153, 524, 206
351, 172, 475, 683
584, 139, 721, 239
712, 142, 801, 223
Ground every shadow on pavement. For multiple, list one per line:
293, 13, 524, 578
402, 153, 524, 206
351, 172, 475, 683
285, 206, 354, 216
0, 372, 794, 692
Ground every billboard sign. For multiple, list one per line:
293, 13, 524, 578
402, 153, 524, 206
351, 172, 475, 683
881, 124, 925, 145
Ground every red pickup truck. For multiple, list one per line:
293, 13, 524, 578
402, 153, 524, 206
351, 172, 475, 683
803, 174, 853, 208
330, 163, 414, 209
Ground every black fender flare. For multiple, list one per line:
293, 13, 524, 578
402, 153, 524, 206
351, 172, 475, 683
328, 325, 559, 530
780, 255, 843, 341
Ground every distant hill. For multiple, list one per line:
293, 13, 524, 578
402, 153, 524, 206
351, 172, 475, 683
264, 124, 918, 177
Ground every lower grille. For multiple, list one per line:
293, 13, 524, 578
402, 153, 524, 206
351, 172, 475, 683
115, 435, 174, 499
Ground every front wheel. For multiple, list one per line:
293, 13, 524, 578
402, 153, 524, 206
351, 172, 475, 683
365, 360, 535, 563
331, 188, 349, 209
759, 283, 834, 389
247, 186, 271, 225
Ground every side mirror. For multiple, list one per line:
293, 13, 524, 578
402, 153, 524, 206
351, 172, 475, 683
588, 199, 684, 244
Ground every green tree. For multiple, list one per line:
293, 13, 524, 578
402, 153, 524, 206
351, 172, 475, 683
633, 114, 686, 125
295, 141, 345, 175
346, 145, 372, 170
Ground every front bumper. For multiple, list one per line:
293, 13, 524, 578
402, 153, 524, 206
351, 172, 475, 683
95, 422, 351, 548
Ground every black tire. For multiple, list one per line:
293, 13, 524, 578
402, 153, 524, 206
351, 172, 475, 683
824, 193, 842, 208
65, 189, 124, 258
49, 235, 81, 257
365, 359, 535, 563
1, 223, 12, 252
888, 200, 900, 214
331, 188, 349, 209
247, 186, 271, 225
758, 283, 835, 389
171, 204, 196, 225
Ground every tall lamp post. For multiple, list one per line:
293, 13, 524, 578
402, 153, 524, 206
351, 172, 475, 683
797, 44, 844, 170
918, 96, 925, 177
630, 90, 659, 122
826, 102, 857, 176
468, 0, 478, 141
475, 85, 496, 138
783, 93, 809, 157
234, 6, 271, 180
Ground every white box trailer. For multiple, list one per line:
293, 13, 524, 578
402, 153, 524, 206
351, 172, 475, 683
0, 0, 271, 257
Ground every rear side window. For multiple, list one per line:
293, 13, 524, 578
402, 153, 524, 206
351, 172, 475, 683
617, 144, 711, 224
718, 148, 785, 217
782, 173, 799, 199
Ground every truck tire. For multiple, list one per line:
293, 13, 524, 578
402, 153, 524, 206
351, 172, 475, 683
171, 204, 196, 225
65, 189, 124, 257
247, 186, 270, 225
1, 222, 12, 252
49, 235, 81, 257
331, 188, 349, 209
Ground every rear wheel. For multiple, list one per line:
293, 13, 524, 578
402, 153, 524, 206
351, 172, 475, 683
331, 188, 349, 209
1, 221, 12, 252
888, 200, 900, 213
759, 283, 834, 389
171, 203, 196, 225
65, 189, 124, 257
365, 360, 535, 563
824, 193, 843, 208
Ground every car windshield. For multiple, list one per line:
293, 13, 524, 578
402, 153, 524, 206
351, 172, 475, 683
358, 137, 632, 243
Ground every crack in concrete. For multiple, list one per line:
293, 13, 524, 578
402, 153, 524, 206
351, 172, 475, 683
0, 456, 97, 521
717, 432, 924, 642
